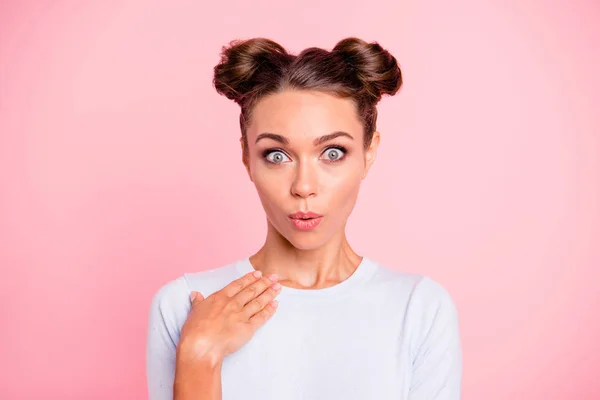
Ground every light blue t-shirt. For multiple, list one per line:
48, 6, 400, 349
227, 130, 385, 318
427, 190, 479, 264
146, 257, 462, 399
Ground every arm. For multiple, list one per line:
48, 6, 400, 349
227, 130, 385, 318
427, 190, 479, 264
407, 277, 463, 400
173, 353, 223, 400
146, 277, 223, 400
147, 270, 280, 399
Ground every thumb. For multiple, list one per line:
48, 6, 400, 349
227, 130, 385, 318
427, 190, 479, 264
190, 291, 205, 303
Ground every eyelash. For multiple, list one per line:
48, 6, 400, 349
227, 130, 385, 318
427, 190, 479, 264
262, 146, 348, 164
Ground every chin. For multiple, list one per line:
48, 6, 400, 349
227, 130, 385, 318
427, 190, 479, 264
280, 229, 331, 251
287, 238, 325, 251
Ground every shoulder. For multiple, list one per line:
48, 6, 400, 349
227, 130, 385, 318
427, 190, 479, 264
182, 260, 244, 297
148, 260, 243, 328
368, 258, 457, 311
410, 276, 458, 316
403, 275, 461, 354
366, 258, 459, 335
367, 258, 424, 290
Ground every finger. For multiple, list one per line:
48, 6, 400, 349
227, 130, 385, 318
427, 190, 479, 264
220, 270, 263, 298
190, 291, 205, 303
242, 282, 281, 318
248, 299, 279, 328
234, 274, 278, 309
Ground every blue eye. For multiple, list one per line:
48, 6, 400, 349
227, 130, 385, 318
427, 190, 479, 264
321, 147, 346, 162
265, 150, 291, 164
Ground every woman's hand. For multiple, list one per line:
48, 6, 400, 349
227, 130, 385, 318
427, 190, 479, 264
176, 270, 281, 366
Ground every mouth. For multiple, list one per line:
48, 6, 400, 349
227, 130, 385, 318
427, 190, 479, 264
288, 211, 324, 231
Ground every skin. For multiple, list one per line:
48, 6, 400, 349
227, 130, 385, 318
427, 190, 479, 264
174, 89, 381, 399
242, 89, 380, 289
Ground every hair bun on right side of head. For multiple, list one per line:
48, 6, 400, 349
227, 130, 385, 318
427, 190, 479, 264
332, 37, 403, 102
213, 38, 292, 105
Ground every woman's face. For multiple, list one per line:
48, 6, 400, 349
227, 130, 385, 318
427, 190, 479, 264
243, 90, 379, 250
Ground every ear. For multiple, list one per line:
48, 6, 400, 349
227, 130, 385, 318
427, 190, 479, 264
240, 136, 253, 182
363, 131, 380, 179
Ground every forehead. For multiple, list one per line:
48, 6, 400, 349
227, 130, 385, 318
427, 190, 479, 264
247, 90, 362, 140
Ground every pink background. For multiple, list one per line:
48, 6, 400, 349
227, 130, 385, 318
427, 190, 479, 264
1, 1, 599, 399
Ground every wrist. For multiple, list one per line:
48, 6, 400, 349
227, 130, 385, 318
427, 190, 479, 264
176, 341, 224, 369
173, 356, 223, 399
175, 356, 222, 377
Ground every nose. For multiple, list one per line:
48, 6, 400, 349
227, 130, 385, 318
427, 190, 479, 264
290, 159, 317, 199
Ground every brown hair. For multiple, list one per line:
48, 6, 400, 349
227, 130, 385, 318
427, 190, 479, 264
213, 37, 403, 154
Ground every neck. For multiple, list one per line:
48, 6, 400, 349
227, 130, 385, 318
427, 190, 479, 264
249, 222, 363, 290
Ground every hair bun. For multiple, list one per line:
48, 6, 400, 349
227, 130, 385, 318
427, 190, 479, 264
213, 38, 292, 105
332, 37, 402, 102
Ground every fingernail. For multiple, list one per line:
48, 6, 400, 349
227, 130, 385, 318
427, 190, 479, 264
190, 291, 197, 301
272, 282, 281, 290
253, 270, 262, 278
268, 274, 278, 282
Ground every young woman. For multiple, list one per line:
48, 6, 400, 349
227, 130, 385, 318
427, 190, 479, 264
146, 37, 462, 400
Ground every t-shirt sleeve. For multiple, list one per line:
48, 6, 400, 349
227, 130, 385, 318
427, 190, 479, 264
407, 277, 463, 400
146, 276, 191, 400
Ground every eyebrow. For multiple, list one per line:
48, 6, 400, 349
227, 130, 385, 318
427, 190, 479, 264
255, 131, 354, 146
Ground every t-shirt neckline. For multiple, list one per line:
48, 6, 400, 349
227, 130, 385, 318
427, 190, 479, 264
234, 256, 377, 299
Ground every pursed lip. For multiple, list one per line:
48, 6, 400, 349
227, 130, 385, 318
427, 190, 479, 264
288, 211, 323, 220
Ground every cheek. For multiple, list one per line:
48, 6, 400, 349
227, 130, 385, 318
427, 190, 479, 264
251, 164, 289, 209
322, 163, 364, 210
334, 177, 362, 211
